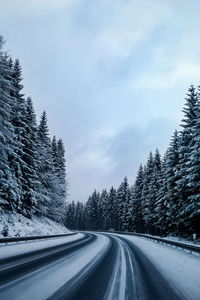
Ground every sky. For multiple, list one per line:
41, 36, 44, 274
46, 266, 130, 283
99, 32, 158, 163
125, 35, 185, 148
1, 0, 200, 202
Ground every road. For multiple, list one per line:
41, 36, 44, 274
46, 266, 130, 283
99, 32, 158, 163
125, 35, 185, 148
0, 232, 198, 300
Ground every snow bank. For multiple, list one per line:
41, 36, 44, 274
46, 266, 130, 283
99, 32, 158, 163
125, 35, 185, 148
121, 234, 200, 300
166, 235, 200, 246
0, 209, 70, 237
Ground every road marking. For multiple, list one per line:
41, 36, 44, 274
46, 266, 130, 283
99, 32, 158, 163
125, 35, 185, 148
125, 243, 137, 299
107, 234, 138, 300
118, 239, 127, 300
105, 236, 126, 300
105, 244, 120, 300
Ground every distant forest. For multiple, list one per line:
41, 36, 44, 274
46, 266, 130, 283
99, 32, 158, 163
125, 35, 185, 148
0, 37, 67, 222
66, 85, 200, 237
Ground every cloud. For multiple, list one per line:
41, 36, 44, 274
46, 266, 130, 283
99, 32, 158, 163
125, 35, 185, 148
133, 60, 200, 90
92, 1, 169, 60
105, 117, 176, 171
68, 117, 176, 200
1, 0, 75, 10
1, 0, 200, 202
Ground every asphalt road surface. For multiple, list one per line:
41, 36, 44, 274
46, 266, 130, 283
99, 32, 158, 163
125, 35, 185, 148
0, 232, 191, 300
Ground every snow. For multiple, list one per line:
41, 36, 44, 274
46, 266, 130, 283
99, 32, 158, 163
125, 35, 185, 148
166, 235, 200, 246
105, 236, 127, 300
104, 235, 137, 300
1, 231, 200, 299
0, 233, 109, 300
118, 239, 127, 300
0, 210, 70, 237
132, 232, 200, 247
117, 234, 200, 300
105, 248, 120, 300
0, 233, 83, 259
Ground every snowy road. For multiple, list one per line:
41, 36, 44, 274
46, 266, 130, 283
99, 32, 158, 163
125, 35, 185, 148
0, 232, 200, 300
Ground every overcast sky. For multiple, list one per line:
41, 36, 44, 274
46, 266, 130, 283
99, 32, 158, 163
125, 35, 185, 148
1, 0, 200, 202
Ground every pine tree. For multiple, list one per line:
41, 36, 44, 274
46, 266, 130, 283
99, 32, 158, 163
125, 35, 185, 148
185, 98, 200, 233
176, 86, 198, 234
10, 59, 33, 216
77, 202, 85, 230
37, 111, 54, 217
21, 97, 39, 214
147, 166, 160, 234
131, 164, 144, 233
52, 136, 59, 173
38, 114, 67, 222
73, 202, 81, 230
154, 153, 169, 235
84, 200, 91, 230
0, 38, 68, 225
107, 187, 117, 230
125, 185, 134, 231
65, 201, 75, 229
141, 152, 154, 232
164, 131, 181, 233
57, 139, 67, 200
87, 190, 99, 230
117, 177, 130, 231
100, 189, 109, 230
0, 42, 21, 210
154, 148, 162, 172
49, 136, 66, 222
143, 150, 161, 234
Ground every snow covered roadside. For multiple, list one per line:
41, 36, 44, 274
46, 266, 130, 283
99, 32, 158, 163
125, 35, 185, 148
166, 235, 200, 246
0, 233, 83, 259
120, 234, 200, 300
0, 210, 70, 237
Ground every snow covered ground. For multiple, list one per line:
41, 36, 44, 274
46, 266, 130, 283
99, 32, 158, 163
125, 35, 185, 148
119, 234, 200, 300
0, 209, 70, 237
166, 235, 200, 245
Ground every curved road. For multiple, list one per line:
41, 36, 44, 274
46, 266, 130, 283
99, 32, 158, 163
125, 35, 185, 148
0, 232, 190, 300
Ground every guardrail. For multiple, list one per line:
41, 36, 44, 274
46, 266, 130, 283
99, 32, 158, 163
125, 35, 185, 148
89, 230, 200, 254
0, 232, 77, 244
119, 231, 200, 254
4, 229, 199, 254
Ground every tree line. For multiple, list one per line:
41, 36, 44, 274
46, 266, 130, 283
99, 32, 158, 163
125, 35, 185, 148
65, 85, 200, 237
0, 37, 67, 222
